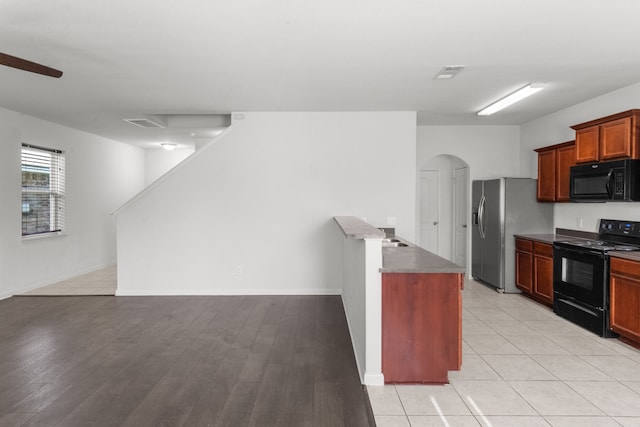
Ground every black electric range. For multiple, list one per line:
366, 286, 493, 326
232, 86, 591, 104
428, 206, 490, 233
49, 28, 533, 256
553, 219, 640, 337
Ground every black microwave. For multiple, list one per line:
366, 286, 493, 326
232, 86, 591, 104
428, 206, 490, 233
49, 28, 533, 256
570, 159, 640, 202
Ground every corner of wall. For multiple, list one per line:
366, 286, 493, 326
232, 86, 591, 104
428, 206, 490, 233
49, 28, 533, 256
114, 126, 234, 216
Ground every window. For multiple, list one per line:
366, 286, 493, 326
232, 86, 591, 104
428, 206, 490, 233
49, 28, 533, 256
21, 144, 65, 236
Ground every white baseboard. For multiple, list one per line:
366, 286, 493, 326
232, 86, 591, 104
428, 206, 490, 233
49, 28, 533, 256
341, 294, 366, 384
364, 372, 385, 386
116, 287, 342, 296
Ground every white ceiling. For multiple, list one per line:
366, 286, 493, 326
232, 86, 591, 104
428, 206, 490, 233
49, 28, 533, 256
2, 0, 640, 148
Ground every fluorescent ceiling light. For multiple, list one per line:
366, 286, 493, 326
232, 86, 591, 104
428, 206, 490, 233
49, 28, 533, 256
161, 143, 177, 151
477, 83, 545, 116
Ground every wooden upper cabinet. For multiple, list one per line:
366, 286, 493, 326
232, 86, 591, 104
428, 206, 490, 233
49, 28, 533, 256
601, 117, 632, 160
556, 143, 576, 201
534, 141, 575, 202
536, 149, 556, 202
575, 126, 599, 163
572, 110, 640, 164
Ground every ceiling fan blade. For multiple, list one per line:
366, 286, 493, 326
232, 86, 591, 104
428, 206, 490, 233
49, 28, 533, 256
0, 52, 63, 78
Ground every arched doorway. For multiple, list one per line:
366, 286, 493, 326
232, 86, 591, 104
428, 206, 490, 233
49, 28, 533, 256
419, 155, 469, 269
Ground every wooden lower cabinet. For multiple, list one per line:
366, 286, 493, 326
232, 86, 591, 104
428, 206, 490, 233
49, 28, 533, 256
515, 239, 533, 293
533, 242, 554, 304
610, 257, 640, 345
515, 238, 553, 306
381, 272, 462, 384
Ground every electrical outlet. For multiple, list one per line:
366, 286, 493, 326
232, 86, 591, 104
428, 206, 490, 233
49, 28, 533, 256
236, 266, 243, 275
387, 217, 397, 226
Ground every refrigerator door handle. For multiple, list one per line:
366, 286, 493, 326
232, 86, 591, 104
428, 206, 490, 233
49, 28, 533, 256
478, 195, 486, 239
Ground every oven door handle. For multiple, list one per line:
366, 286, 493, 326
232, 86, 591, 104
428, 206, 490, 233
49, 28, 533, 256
553, 245, 606, 259
605, 169, 614, 199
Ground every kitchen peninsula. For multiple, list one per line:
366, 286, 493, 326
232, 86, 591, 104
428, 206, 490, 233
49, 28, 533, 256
334, 216, 465, 385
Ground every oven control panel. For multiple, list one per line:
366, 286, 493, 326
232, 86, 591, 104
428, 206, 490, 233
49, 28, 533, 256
600, 219, 640, 237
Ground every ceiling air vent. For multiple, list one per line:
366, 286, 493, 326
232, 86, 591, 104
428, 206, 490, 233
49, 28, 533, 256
433, 65, 465, 80
124, 118, 165, 128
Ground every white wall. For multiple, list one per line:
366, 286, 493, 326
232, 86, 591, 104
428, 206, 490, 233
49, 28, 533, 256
416, 126, 520, 268
0, 107, 145, 299
417, 126, 522, 180
521, 82, 640, 231
116, 112, 417, 295
341, 235, 384, 385
145, 146, 195, 185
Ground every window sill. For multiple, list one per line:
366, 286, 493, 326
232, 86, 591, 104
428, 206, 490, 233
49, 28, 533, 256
22, 231, 67, 241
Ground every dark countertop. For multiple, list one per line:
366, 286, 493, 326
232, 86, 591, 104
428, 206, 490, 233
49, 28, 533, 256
334, 216, 385, 239
514, 229, 599, 245
381, 242, 466, 274
513, 233, 579, 244
334, 216, 465, 274
513, 234, 562, 244
610, 251, 640, 262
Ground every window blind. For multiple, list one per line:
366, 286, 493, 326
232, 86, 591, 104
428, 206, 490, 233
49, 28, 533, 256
21, 144, 65, 236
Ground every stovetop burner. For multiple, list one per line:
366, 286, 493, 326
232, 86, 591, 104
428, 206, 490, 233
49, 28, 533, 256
555, 219, 640, 253
555, 239, 640, 252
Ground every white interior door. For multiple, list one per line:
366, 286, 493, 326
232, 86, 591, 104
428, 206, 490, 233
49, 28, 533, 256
420, 170, 439, 254
453, 167, 468, 268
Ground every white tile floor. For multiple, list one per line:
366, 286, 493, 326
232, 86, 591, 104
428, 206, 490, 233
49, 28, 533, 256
368, 278, 640, 427
18, 264, 117, 296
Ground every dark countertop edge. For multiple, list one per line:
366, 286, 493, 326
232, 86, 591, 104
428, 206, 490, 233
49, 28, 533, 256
380, 241, 466, 274
334, 216, 385, 239
333, 216, 465, 273
514, 228, 599, 245
555, 228, 599, 240
380, 266, 466, 274
610, 252, 640, 262
514, 234, 566, 244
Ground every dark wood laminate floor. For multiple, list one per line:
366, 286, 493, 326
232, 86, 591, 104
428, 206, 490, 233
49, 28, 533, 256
0, 295, 375, 427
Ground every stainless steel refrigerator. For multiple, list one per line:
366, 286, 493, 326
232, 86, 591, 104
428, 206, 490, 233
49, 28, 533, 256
471, 178, 553, 293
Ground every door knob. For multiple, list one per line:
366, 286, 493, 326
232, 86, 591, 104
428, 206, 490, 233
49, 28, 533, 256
433, 221, 439, 225
462, 224, 467, 228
